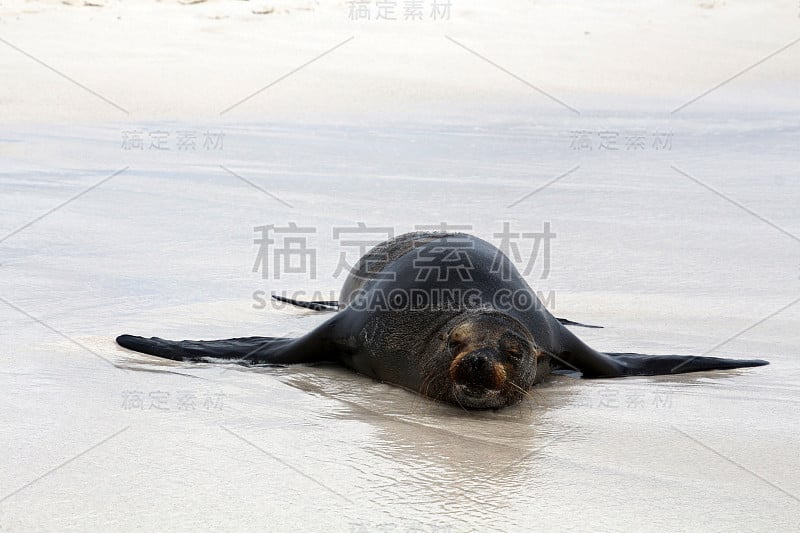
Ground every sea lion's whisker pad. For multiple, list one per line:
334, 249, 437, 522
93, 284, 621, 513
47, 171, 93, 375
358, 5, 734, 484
116, 232, 769, 410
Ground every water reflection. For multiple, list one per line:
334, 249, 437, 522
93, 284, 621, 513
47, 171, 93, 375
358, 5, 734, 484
276, 365, 582, 529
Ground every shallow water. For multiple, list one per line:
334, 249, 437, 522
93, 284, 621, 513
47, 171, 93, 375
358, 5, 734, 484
1, 113, 799, 531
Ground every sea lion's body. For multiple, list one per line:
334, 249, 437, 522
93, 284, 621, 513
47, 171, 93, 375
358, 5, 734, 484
117, 232, 768, 409
332, 232, 616, 387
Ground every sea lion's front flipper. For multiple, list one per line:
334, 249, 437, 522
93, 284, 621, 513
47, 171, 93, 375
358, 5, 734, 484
603, 352, 769, 376
552, 329, 767, 378
117, 319, 344, 365
117, 335, 303, 364
555, 317, 602, 329
271, 295, 339, 312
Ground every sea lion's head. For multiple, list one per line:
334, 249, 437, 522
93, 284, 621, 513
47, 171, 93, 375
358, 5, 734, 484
430, 311, 540, 409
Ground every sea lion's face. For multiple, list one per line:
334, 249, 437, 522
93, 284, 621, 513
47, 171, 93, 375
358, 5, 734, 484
440, 313, 539, 409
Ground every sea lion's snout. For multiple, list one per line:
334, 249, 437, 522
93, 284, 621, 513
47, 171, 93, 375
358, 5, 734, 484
449, 346, 511, 409
443, 313, 538, 409
451, 348, 506, 392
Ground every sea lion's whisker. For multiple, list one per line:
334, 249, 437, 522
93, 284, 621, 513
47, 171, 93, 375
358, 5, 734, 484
507, 380, 530, 397
452, 392, 471, 415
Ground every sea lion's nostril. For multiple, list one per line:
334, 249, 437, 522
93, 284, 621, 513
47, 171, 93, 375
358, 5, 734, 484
468, 354, 488, 372
453, 349, 498, 388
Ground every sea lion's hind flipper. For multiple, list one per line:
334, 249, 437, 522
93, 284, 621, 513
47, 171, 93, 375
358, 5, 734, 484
116, 334, 333, 365
604, 352, 769, 376
556, 317, 602, 329
272, 295, 339, 312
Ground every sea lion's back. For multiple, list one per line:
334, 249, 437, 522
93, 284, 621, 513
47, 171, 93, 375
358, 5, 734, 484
339, 231, 462, 305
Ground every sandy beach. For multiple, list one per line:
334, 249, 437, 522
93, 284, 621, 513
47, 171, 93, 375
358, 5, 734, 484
1, 1, 799, 531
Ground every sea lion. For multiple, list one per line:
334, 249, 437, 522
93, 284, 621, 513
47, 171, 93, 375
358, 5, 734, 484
116, 232, 768, 409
